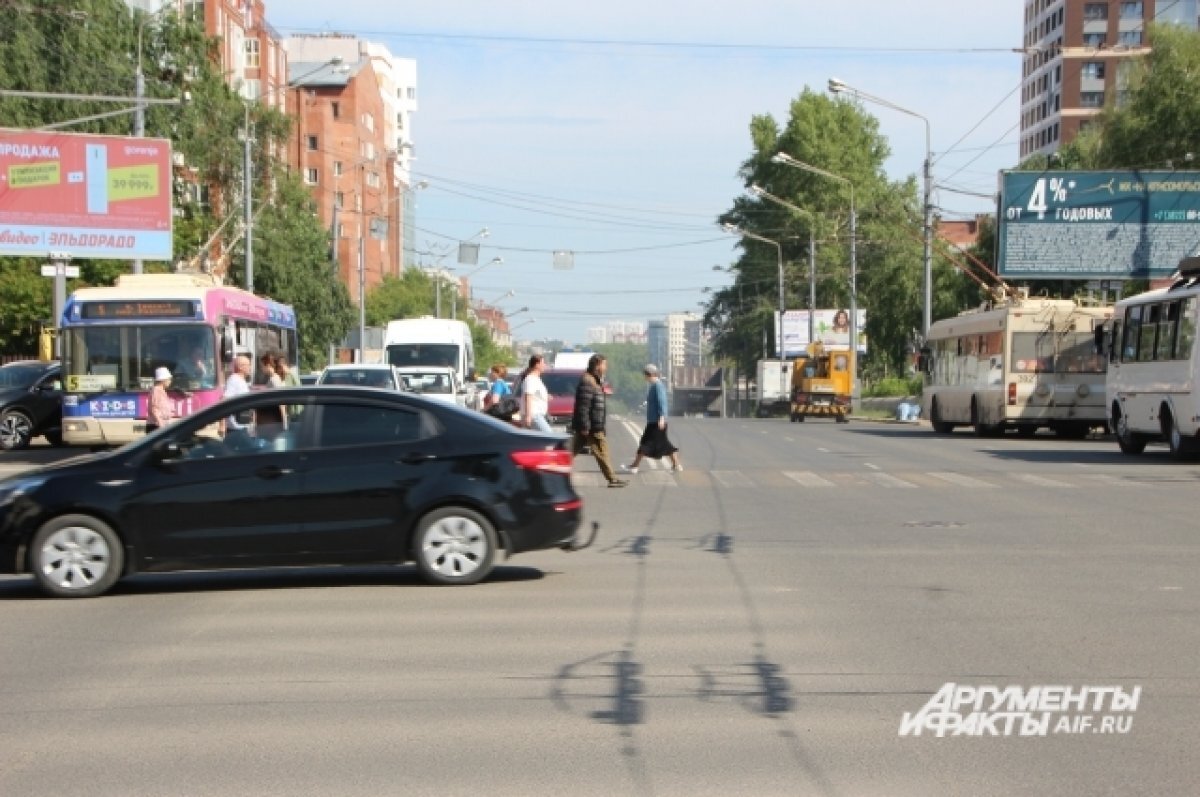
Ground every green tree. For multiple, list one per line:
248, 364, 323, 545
593, 342, 650, 411
247, 177, 354, 370
365, 270, 437, 326
0, 259, 52, 354
710, 89, 931, 376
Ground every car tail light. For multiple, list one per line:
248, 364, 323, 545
554, 498, 583, 513
511, 449, 573, 475
1008, 382, 1017, 406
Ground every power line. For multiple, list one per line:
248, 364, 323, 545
279, 25, 1023, 56
935, 81, 1025, 165
939, 122, 1022, 186
413, 225, 728, 255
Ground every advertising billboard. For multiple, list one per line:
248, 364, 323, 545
775, 309, 867, 358
997, 170, 1200, 280
0, 130, 173, 260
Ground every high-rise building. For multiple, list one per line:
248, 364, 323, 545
586, 326, 609, 345
286, 35, 418, 279
666, 312, 701, 369
1020, 0, 1198, 160
124, 1, 289, 111
285, 58, 393, 303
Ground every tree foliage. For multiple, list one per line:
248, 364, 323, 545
0, 1, 350, 360
707, 89, 963, 378
244, 177, 354, 370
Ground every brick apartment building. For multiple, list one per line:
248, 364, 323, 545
1021, 0, 1199, 159
287, 59, 396, 302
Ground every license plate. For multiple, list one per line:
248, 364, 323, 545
132, 424, 146, 433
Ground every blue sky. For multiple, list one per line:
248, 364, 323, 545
273, 1, 1024, 343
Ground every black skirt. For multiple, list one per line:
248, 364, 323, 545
638, 423, 678, 459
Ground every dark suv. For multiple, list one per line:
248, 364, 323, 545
0, 361, 63, 451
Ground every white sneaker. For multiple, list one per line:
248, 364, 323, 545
673, 463, 684, 473
620, 464, 638, 474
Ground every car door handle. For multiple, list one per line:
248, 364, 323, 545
397, 452, 437, 465
255, 465, 294, 480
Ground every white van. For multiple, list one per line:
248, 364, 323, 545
384, 317, 477, 405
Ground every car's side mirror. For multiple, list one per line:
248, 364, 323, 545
152, 439, 184, 467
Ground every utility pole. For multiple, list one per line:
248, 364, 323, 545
131, 19, 146, 275
849, 198, 859, 410
358, 163, 367, 362
923, 152, 933, 338
243, 105, 254, 292
808, 233, 816, 347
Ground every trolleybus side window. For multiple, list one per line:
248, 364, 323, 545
1178, 298, 1198, 360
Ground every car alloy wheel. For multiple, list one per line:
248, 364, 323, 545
414, 507, 496, 585
0, 410, 34, 451
32, 515, 124, 598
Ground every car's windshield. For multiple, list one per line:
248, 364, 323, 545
400, 372, 453, 394
387, 343, 460, 370
542, 373, 581, 396
64, 325, 217, 391
318, 369, 396, 388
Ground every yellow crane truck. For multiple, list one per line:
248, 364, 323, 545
789, 341, 853, 423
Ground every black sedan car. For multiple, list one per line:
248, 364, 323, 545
0, 360, 63, 451
0, 387, 585, 597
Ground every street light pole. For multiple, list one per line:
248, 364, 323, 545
723, 223, 786, 404
243, 105, 253, 292
828, 78, 932, 338
771, 152, 859, 406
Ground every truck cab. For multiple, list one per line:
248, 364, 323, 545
790, 342, 852, 423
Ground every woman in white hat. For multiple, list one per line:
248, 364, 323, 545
145, 366, 174, 434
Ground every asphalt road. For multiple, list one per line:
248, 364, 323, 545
0, 419, 1197, 796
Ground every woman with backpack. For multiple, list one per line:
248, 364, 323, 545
483, 364, 517, 420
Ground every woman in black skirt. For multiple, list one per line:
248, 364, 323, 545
622, 364, 682, 473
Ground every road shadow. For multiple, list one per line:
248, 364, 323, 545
979, 446, 1181, 465
0, 564, 546, 600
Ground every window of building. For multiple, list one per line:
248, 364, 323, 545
183, 0, 204, 21
335, 222, 345, 239
305, 168, 319, 185
334, 161, 344, 177
334, 192, 345, 209
1120, 2, 1144, 19
1084, 33, 1107, 47
245, 38, 260, 69
1082, 61, 1106, 79
362, 113, 375, 132
242, 79, 260, 101
331, 102, 340, 119
1080, 91, 1106, 108
407, 87, 416, 100
366, 171, 381, 189
1084, 2, 1108, 20
1119, 30, 1144, 46
306, 135, 318, 151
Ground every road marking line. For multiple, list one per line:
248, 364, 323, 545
927, 472, 997, 489
864, 463, 880, 471
712, 470, 754, 488
1013, 473, 1075, 488
1080, 474, 1134, 487
784, 470, 836, 488
817, 447, 830, 453
865, 472, 917, 489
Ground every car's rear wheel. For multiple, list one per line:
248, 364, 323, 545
0, 410, 34, 451
413, 507, 497, 586
30, 515, 124, 598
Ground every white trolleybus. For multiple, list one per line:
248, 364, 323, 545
1101, 257, 1200, 459
60, 273, 298, 447
920, 295, 1111, 438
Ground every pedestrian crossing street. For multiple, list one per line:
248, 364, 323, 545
571, 466, 1186, 491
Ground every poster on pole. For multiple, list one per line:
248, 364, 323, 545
0, 130, 173, 260
775, 309, 867, 358
997, 170, 1200, 280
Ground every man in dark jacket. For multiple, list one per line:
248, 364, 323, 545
572, 354, 627, 488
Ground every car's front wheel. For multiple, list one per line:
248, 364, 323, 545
413, 507, 497, 585
30, 515, 124, 598
0, 410, 34, 451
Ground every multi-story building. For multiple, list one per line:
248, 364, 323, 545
475, 306, 513, 349
586, 326, 609, 345
286, 58, 394, 302
666, 312, 701, 369
1020, 0, 1198, 159
127, 1, 288, 111
286, 34, 418, 266
647, 320, 669, 374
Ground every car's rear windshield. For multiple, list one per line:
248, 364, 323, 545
0, 364, 46, 390
319, 370, 395, 388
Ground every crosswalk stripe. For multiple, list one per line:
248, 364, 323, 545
711, 470, 753, 488
927, 472, 998, 489
864, 472, 918, 489
1013, 473, 1075, 488
784, 470, 836, 488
